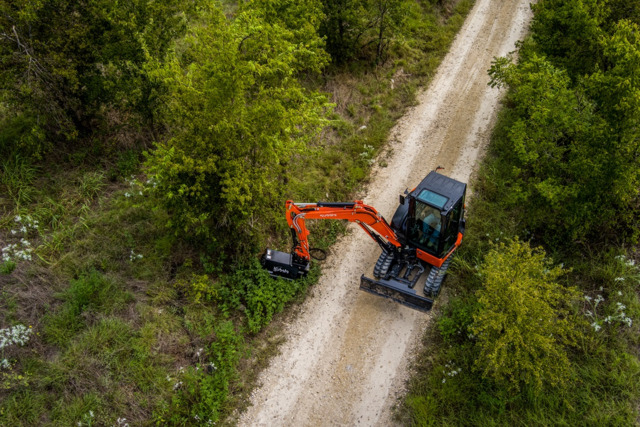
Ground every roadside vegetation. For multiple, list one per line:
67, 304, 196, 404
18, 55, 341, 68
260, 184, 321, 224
0, 0, 474, 424
402, 1, 640, 425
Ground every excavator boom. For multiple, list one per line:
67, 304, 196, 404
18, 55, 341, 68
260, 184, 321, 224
285, 200, 401, 262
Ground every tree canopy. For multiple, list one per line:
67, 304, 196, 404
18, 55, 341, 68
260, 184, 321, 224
144, 4, 330, 252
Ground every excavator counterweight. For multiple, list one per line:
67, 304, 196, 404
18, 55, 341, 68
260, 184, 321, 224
261, 171, 466, 312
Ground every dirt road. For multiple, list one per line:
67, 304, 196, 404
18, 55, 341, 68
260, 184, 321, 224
238, 1, 533, 425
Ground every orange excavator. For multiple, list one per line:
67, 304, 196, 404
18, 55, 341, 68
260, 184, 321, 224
261, 170, 466, 312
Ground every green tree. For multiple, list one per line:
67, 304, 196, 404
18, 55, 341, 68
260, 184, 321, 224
471, 240, 580, 392
319, 0, 366, 63
489, 25, 640, 245
530, 0, 605, 77
0, 0, 197, 158
365, 0, 406, 65
531, 0, 640, 79
145, 4, 330, 253
319, 0, 405, 64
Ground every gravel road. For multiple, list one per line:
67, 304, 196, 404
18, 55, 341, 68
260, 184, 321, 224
238, 1, 533, 425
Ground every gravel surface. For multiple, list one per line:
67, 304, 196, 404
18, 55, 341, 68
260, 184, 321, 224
238, 1, 533, 425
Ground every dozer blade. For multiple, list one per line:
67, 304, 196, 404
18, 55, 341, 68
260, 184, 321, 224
360, 275, 434, 312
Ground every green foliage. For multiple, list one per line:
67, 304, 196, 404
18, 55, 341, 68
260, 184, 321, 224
44, 270, 132, 346
145, 3, 330, 252
78, 171, 106, 201
244, 0, 327, 65
215, 258, 311, 333
0, 260, 16, 275
472, 240, 581, 392
320, 0, 407, 64
531, 0, 640, 78
530, 0, 606, 77
488, 24, 640, 245
177, 274, 217, 305
242, 262, 303, 333
0, 0, 199, 158
1, 156, 38, 208
158, 321, 242, 424
438, 295, 477, 344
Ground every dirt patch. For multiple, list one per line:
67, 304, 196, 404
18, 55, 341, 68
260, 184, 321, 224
238, 1, 533, 425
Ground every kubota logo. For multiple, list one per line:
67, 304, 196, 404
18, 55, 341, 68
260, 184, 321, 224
319, 214, 337, 217
273, 266, 289, 274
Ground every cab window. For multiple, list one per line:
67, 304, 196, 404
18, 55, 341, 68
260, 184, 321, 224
409, 201, 442, 253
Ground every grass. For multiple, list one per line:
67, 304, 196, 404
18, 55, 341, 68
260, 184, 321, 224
0, 1, 476, 425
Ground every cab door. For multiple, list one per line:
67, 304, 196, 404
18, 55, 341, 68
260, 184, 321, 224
441, 200, 463, 255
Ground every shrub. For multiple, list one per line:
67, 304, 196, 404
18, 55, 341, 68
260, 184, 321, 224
471, 239, 581, 392
219, 259, 305, 333
176, 274, 217, 304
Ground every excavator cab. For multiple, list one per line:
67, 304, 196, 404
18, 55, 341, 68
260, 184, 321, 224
361, 172, 466, 311
390, 172, 465, 257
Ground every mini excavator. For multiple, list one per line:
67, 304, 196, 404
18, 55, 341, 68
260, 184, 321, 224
261, 170, 466, 312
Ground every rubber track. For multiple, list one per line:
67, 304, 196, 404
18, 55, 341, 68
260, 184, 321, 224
373, 250, 393, 278
424, 255, 453, 297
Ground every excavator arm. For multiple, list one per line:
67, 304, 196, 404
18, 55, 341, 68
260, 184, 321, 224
261, 199, 402, 282
285, 200, 401, 265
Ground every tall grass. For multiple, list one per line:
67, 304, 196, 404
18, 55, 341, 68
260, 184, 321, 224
1, 156, 38, 209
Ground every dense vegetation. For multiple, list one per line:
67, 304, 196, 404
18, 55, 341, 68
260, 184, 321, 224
0, 0, 474, 424
402, 1, 640, 425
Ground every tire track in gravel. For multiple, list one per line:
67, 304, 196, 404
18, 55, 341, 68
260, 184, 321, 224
238, 1, 533, 425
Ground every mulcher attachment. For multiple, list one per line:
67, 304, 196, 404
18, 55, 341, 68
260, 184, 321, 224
261, 248, 309, 280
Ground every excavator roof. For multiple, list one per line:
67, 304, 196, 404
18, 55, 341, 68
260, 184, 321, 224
414, 171, 466, 213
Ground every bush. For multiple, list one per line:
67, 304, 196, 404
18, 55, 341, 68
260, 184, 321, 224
471, 239, 581, 392
218, 259, 308, 333
176, 274, 217, 305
